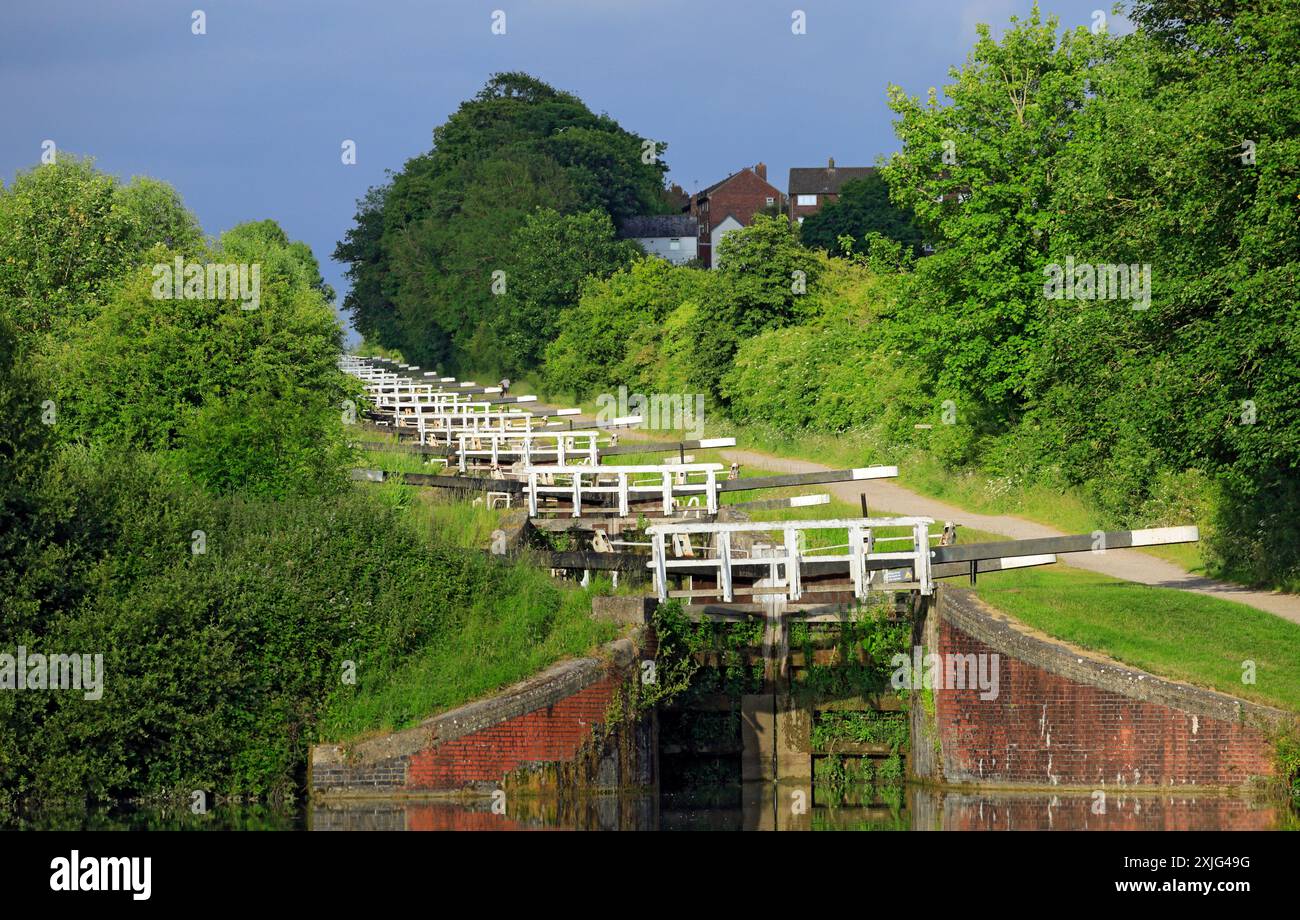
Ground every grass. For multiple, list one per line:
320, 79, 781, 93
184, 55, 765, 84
357, 446, 449, 477
361, 473, 506, 550
318, 571, 620, 741
315, 426, 621, 741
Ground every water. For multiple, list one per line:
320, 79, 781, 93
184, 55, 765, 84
12, 785, 1287, 830
307, 786, 1291, 831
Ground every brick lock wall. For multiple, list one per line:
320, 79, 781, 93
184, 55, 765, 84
312, 636, 654, 798
933, 614, 1276, 788
405, 676, 622, 789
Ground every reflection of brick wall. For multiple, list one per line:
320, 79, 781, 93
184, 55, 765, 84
929, 589, 1284, 790
941, 791, 1280, 831
404, 805, 527, 831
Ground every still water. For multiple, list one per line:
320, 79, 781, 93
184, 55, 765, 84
9, 785, 1292, 830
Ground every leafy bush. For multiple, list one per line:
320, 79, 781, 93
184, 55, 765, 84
543, 257, 715, 397
0, 157, 201, 341
46, 220, 357, 498
173, 392, 354, 499
0, 447, 607, 804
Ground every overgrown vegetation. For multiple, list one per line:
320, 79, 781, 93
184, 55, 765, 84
0, 157, 613, 808
0, 440, 612, 803
812, 711, 910, 753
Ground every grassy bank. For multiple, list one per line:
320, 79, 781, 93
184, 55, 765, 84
972, 566, 1300, 713
3, 445, 619, 802
316, 570, 618, 741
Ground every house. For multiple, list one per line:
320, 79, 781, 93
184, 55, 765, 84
787, 158, 874, 224
616, 215, 699, 265
686, 163, 784, 268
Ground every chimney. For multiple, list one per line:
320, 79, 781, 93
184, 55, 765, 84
754, 162, 767, 181
828, 157, 836, 170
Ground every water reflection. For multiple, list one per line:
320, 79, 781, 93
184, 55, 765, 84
309, 785, 1291, 831
7, 786, 1288, 830
5, 803, 304, 831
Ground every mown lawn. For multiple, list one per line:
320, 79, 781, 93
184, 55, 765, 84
970, 565, 1300, 713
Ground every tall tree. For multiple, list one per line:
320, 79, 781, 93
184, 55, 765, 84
0, 157, 200, 341
880, 5, 1114, 415
335, 72, 669, 371
1028, 0, 1300, 584
485, 209, 640, 375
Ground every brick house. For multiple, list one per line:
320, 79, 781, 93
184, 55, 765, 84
686, 163, 784, 268
787, 158, 874, 224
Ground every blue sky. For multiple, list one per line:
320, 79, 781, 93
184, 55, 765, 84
1, 0, 1125, 340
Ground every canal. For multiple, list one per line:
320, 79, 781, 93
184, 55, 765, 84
7, 785, 1292, 831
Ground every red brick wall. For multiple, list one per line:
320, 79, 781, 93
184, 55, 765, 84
405, 676, 621, 789
934, 617, 1276, 788
790, 193, 836, 223
703, 169, 781, 232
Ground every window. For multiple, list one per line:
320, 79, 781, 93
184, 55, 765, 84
765, 196, 774, 206
669, 238, 681, 251
797, 194, 817, 206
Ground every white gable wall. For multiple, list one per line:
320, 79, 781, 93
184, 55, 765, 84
632, 235, 698, 266
709, 216, 744, 270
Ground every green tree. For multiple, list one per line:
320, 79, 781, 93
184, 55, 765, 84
49, 221, 356, 496
488, 209, 640, 374
1026, 0, 1300, 586
0, 158, 200, 341
115, 176, 203, 254
880, 5, 1114, 415
543, 257, 715, 397
336, 72, 668, 370
800, 173, 924, 257
0, 318, 49, 609
691, 215, 822, 402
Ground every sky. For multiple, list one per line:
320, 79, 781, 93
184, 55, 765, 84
0, 0, 1127, 343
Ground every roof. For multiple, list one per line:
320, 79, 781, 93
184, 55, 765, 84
788, 165, 875, 196
694, 166, 781, 200
616, 214, 698, 239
